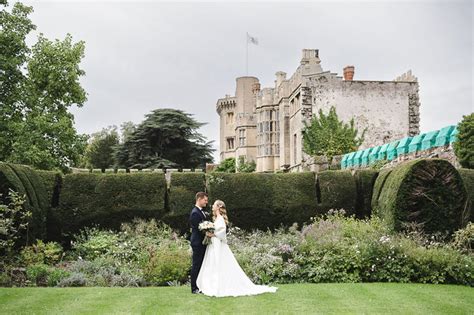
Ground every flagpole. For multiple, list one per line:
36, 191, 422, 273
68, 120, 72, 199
246, 32, 248, 75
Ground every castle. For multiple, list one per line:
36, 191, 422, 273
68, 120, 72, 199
216, 49, 420, 172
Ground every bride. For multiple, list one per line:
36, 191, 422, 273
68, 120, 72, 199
196, 199, 278, 297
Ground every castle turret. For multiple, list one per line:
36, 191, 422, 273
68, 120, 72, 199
235, 76, 259, 114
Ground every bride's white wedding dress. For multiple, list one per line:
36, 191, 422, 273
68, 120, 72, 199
196, 215, 278, 297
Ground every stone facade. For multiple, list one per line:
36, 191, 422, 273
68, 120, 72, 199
216, 49, 421, 172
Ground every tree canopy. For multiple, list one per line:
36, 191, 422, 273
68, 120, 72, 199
115, 109, 214, 169
0, 1, 87, 171
302, 106, 366, 160
81, 126, 120, 170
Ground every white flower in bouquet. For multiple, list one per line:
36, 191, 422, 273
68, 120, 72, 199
198, 220, 215, 245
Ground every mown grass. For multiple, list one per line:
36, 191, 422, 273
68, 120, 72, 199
1, 283, 473, 314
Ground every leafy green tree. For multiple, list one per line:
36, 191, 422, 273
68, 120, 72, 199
82, 126, 120, 170
0, 1, 87, 171
237, 156, 256, 173
115, 109, 214, 169
120, 121, 136, 143
453, 113, 473, 169
302, 106, 366, 161
214, 157, 236, 173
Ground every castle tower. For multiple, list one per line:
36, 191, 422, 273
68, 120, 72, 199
216, 76, 259, 164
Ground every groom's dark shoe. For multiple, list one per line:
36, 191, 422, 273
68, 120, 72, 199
192, 289, 202, 294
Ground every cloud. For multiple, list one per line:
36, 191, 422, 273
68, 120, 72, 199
24, 1, 473, 163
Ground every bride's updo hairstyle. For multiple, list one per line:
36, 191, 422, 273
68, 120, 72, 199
213, 199, 229, 225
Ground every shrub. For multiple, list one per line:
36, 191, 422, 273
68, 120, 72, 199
0, 189, 30, 257
372, 159, 468, 234
237, 156, 256, 173
370, 159, 389, 170
213, 157, 236, 173
72, 227, 119, 260
47, 267, 71, 286
296, 211, 474, 285
7, 164, 48, 242
57, 272, 87, 287
20, 239, 64, 266
227, 225, 301, 284
26, 263, 50, 286
143, 241, 191, 285
453, 113, 474, 169
452, 222, 473, 254
0, 270, 11, 287
0, 163, 46, 245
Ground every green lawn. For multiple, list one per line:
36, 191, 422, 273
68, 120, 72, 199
0, 283, 472, 314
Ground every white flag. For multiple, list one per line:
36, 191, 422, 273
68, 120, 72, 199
247, 33, 259, 45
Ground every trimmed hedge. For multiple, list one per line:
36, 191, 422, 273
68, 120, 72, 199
208, 172, 318, 230
271, 172, 318, 226
55, 173, 167, 241
165, 172, 206, 232
0, 162, 28, 202
35, 170, 62, 208
0, 162, 48, 243
316, 170, 357, 215
36, 170, 63, 241
458, 168, 474, 222
207, 173, 274, 230
354, 169, 379, 218
3, 159, 470, 245
371, 168, 393, 212
9, 164, 48, 241
372, 159, 468, 234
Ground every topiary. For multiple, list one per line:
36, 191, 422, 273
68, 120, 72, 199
372, 158, 468, 234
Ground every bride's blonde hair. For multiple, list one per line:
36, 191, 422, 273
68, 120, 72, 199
213, 199, 229, 225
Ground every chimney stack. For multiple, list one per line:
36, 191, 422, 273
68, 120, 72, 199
300, 49, 320, 65
343, 66, 355, 81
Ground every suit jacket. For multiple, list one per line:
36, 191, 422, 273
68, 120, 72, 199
189, 206, 208, 247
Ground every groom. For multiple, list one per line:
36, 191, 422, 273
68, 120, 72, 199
189, 191, 211, 294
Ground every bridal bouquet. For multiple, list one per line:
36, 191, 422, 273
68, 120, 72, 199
198, 221, 215, 245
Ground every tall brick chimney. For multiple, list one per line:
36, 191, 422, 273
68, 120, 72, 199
343, 66, 355, 81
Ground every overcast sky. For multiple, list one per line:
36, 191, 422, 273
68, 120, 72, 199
23, 0, 473, 163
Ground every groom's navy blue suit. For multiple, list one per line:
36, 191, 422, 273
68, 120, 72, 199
190, 206, 208, 293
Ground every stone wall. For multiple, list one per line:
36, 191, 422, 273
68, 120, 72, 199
301, 144, 460, 173
308, 75, 419, 149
